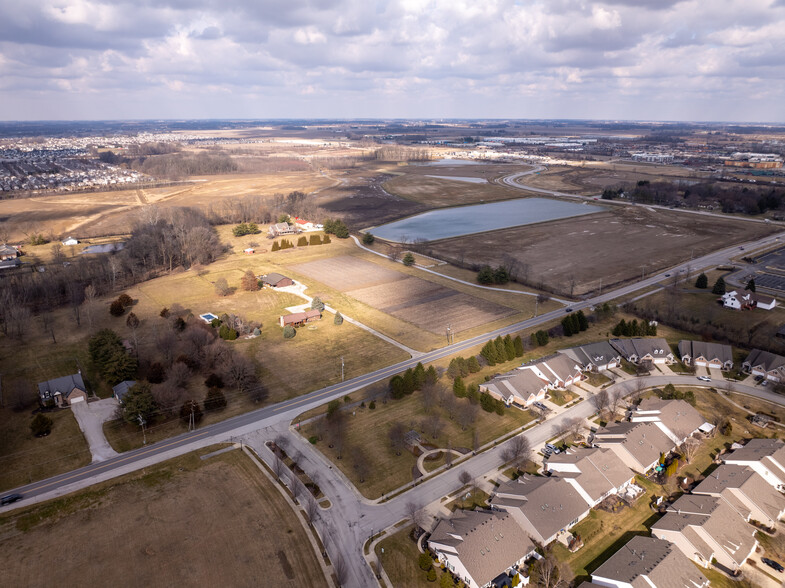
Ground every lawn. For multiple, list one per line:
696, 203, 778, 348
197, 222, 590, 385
0, 406, 91, 492
376, 524, 448, 588
0, 446, 328, 587
585, 372, 612, 387
552, 476, 661, 580
299, 383, 535, 499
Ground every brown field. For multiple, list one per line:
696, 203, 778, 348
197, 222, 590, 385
520, 162, 708, 196
381, 162, 533, 207
0, 448, 328, 587
0, 170, 332, 242
291, 255, 518, 334
424, 206, 779, 297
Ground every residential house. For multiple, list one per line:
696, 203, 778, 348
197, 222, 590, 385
481, 353, 582, 408
544, 447, 635, 508
490, 475, 590, 546
0, 244, 19, 261
261, 273, 294, 288
609, 338, 675, 365
721, 290, 777, 311
593, 422, 675, 474
742, 349, 785, 382
268, 222, 297, 237
37, 373, 88, 407
677, 340, 733, 370
629, 398, 712, 444
292, 217, 316, 231
561, 341, 622, 373
112, 380, 136, 404
590, 536, 710, 588
481, 369, 549, 408
279, 309, 321, 327
428, 509, 536, 588
724, 438, 785, 491
692, 464, 785, 528
61, 237, 78, 246
651, 494, 757, 572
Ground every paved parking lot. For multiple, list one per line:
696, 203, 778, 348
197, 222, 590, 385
755, 272, 785, 292
755, 246, 785, 292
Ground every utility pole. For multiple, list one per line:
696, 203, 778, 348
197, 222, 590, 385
446, 324, 452, 345
189, 402, 195, 432
341, 357, 345, 382
534, 298, 538, 317
641, 265, 645, 282
138, 414, 147, 445
598, 278, 602, 296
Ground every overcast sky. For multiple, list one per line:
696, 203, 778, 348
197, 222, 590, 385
1, 0, 784, 122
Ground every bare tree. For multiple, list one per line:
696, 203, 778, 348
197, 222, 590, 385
423, 413, 444, 439
305, 497, 320, 526
388, 422, 407, 456
473, 430, 480, 453
333, 554, 348, 587
82, 284, 97, 330
421, 385, 438, 414
628, 378, 646, 406
166, 361, 191, 388
609, 387, 625, 420
550, 420, 570, 442
590, 389, 610, 419
40, 310, 57, 344
291, 476, 305, 504
536, 556, 564, 588
221, 350, 257, 393
457, 402, 478, 431
271, 454, 286, 481
677, 432, 700, 463
442, 391, 456, 420
564, 416, 584, 442
445, 439, 453, 468
458, 470, 472, 487
353, 449, 371, 483
405, 501, 425, 529
126, 312, 141, 357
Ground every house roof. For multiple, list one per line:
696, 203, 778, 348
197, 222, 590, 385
263, 272, 292, 286
281, 309, 321, 325
595, 422, 674, 470
547, 447, 634, 503
610, 338, 673, 361
727, 438, 785, 465
693, 464, 785, 522
677, 340, 733, 364
429, 510, 535, 588
652, 494, 757, 568
112, 380, 136, 400
491, 475, 589, 542
483, 369, 548, 403
0, 244, 18, 256
37, 373, 86, 399
591, 535, 708, 588
538, 353, 582, 383
744, 349, 785, 372
633, 399, 707, 439
562, 341, 621, 369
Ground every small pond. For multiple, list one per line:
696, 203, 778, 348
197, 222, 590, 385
371, 197, 604, 243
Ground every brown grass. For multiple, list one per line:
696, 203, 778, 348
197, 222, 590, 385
0, 447, 327, 587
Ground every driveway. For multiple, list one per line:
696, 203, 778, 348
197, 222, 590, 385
71, 399, 120, 462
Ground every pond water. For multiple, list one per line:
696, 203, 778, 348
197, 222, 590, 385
371, 198, 604, 243
425, 175, 488, 184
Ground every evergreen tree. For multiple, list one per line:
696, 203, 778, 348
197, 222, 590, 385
30, 413, 54, 436
297, 236, 308, 247
695, 273, 708, 289
561, 316, 574, 336
712, 276, 726, 295
309, 234, 321, 245
477, 265, 495, 285
745, 278, 756, 292
322, 234, 331, 244
453, 376, 466, 398
334, 312, 344, 325
481, 341, 498, 366
283, 325, 296, 339
271, 241, 280, 252
503, 334, 515, 361
389, 375, 405, 399
402, 368, 415, 394
425, 365, 439, 386
413, 362, 426, 390
311, 297, 325, 311
467, 356, 481, 373
457, 357, 469, 377
447, 358, 462, 379
576, 310, 589, 331
493, 266, 510, 284
362, 232, 375, 245
513, 335, 524, 357
402, 252, 415, 266
494, 336, 506, 362
120, 382, 157, 425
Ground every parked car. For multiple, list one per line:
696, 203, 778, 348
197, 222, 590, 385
565, 308, 573, 313
755, 375, 764, 382
664, 273, 671, 277
697, 376, 711, 382
762, 380, 769, 387
545, 444, 561, 454
762, 558, 784, 572
1, 493, 23, 506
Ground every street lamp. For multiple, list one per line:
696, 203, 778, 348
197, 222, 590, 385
137, 414, 147, 445
341, 357, 345, 382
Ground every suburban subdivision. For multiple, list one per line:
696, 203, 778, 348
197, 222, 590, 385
2, 120, 785, 588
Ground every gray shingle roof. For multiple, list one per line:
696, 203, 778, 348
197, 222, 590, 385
37, 373, 86, 400
592, 536, 709, 588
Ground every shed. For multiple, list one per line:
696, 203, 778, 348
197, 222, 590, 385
112, 380, 136, 404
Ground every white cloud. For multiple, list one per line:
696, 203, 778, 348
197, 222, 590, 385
0, 0, 783, 120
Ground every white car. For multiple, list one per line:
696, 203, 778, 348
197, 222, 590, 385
697, 376, 711, 382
